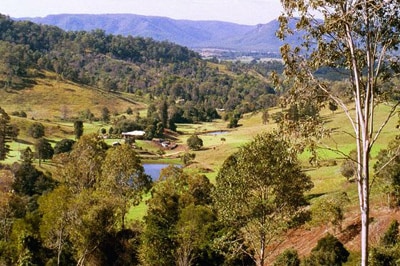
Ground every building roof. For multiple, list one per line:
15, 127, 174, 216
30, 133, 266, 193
121, 130, 146, 136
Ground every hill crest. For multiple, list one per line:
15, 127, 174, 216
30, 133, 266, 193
17, 14, 288, 54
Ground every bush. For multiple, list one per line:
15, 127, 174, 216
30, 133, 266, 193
302, 234, 349, 266
54, 139, 75, 154
35, 138, 54, 161
187, 134, 203, 150
126, 107, 133, 115
11, 111, 27, 117
274, 248, 300, 266
28, 122, 45, 139
181, 152, 196, 165
381, 220, 399, 247
370, 219, 400, 265
340, 150, 357, 182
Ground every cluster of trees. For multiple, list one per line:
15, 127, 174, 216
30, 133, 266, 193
370, 219, 400, 265
0, 125, 355, 265
0, 133, 151, 265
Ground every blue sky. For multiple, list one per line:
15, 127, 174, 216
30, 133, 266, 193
1, 0, 283, 25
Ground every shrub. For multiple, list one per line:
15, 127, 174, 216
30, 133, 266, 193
187, 134, 203, 150
274, 248, 300, 266
54, 139, 75, 154
302, 234, 349, 266
28, 122, 45, 139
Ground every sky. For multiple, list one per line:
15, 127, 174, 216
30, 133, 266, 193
1, 0, 284, 25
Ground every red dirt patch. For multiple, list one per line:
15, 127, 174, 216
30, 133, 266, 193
269, 206, 400, 263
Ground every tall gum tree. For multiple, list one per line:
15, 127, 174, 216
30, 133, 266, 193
213, 133, 313, 266
277, 0, 400, 265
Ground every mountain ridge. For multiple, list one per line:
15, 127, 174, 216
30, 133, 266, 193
17, 14, 288, 54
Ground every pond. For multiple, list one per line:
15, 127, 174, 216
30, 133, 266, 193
205, 130, 228, 136
143, 163, 179, 180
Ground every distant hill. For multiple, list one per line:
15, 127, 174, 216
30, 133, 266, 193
17, 14, 298, 54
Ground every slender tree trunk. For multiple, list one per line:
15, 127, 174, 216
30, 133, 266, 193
57, 231, 62, 266
361, 139, 370, 266
356, 100, 371, 266
259, 233, 266, 266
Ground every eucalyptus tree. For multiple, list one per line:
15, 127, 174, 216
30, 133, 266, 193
38, 185, 75, 266
140, 166, 218, 266
213, 133, 313, 266
55, 133, 108, 192
278, 1, 400, 264
100, 144, 151, 229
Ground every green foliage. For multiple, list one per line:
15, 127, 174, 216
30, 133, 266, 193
329, 101, 338, 113
187, 134, 203, 150
159, 100, 168, 128
53, 139, 75, 154
340, 150, 357, 182
227, 112, 241, 128
34, 138, 54, 163
381, 220, 400, 248
0, 107, 13, 160
175, 204, 217, 266
213, 132, 313, 265
36, 134, 148, 265
273, 248, 300, 266
310, 192, 350, 232
227, 116, 239, 128
369, 220, 400, 266
8, 123, 19, 141
374, 138, 400, 207
78, 109, 95, 122
12, 161, 55, 196
262, 109, 269, 125
11, 110, 27, 118
0, 14, 277, 121
20, 147, 34, 163
9, 212, 51, 265
28, 122, 45, 139
0, 40, 33, 88
140, 166, 219, 266
100, 144, 151, 228
126, 107, 133, 115
302, 234, 349, 266
55, 133, 108, 192
73, 120, 83, 140
38, 185, 76, 265
101, 106, 110, 123
286, 102, 320, 122
278, 1, 400, 264
181, 152, 196, 166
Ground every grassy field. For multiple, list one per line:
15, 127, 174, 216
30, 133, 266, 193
0, 74, 143, 120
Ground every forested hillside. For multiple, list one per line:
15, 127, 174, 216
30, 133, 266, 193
0, 14, 281, 125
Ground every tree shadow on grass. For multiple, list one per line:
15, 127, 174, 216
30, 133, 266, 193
15, 139, 33, 145
305, 193, 326, 201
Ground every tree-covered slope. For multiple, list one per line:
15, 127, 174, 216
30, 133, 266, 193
18, 13, 281, 52
0, 14, 278, 123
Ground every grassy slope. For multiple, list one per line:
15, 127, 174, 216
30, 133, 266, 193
0, 71, 146, 121
1, 71, 147, 164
